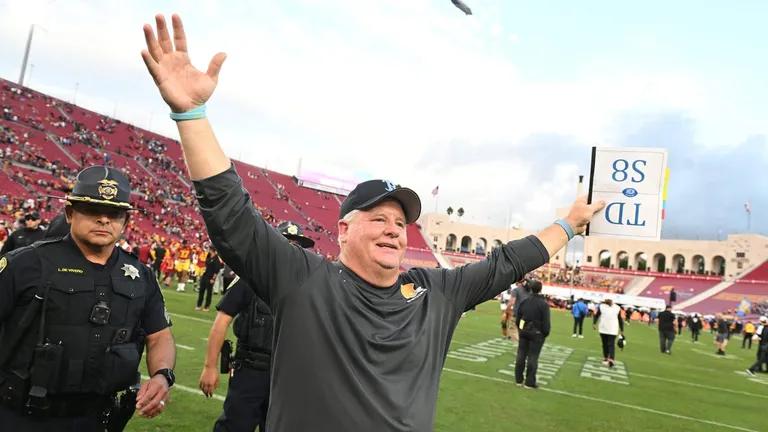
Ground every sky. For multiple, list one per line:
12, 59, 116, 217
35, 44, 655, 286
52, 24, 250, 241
0, 0, 765, 240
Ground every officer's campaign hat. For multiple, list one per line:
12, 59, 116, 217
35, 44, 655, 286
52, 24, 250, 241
65, 165, 133, 210
277, 221, 315, 249
339, 180, 421, 224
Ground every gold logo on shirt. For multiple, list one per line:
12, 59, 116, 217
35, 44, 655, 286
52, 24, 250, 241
400, 283, 416, 299
0, 256, 7, 274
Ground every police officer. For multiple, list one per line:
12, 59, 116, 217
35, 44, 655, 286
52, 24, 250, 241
199, 221, 314, 432
0, 166, 176, 431
0, 211, 46, 254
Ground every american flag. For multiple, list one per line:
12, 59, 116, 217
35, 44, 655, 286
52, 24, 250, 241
431, 186, 439, 197
745, 201, 751, 214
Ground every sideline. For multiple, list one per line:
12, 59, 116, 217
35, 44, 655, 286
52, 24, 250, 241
442, 368, 758, 432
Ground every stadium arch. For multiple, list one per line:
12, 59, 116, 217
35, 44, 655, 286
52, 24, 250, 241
711, 255, 725, 276
599, 250, 611, 268
445, 234, 457, 252
653, 253, 666, 272
616, 250, 629, 269
460, 235, 473, 253
672, 254, 686, 273
691, 254, 706, 274
634, 252, 648, 271
476, 237, 487, 255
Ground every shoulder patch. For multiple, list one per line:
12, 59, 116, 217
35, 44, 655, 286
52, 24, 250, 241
0, 256, 7, 274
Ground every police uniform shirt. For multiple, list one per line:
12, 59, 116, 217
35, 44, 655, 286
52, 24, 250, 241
0, 236, 171, 343
216, 278, 255, 317
193, 165, 549, 432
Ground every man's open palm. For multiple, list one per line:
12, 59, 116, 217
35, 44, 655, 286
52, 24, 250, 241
141, 14, 226, 112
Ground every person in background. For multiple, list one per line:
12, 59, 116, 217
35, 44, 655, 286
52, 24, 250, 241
715, 314, 730, 356
688, 313, 702, 343
745, 316, 768, 377
743, 320, 756, 350
196, 247, 223, 312
0, 211, 46, 254
657, 304, 676, 355
593, 298, 623, 367
514, 280, 550, 389
571, 298, 588, 339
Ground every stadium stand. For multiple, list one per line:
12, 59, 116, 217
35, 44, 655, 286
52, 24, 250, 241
0, 77, 437, 266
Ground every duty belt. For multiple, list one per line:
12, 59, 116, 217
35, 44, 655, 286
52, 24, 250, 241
1, 392, 112, 418
233, 348, 271, 371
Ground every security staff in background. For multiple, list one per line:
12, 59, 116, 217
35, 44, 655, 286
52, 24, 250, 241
199, 221, 315, 432
0, 166, 176, 431
513, 279, 550, 389
0, 211, 46, 254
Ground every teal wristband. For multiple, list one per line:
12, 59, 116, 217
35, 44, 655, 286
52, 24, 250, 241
555, 219, 575, 240
169, 104, 206, 121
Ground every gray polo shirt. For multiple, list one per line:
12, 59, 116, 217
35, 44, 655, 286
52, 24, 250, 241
194, 165, 549, 431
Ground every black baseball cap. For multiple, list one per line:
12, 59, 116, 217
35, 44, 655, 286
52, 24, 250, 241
65, 166, 133, 210
24, 211, 40, 221
277, 221, 315, 249
339, 180, 421, 224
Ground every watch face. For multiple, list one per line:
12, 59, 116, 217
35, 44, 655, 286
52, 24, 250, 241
157, 368, 175, 386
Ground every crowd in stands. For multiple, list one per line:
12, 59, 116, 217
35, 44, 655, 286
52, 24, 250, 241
1, 78, 345, 261
530, 267, 627, 294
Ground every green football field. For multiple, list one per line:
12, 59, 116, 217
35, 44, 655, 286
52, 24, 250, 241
126, 288, 767, 432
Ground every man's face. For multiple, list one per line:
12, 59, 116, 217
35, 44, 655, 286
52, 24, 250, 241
339, 200, 408, 272
24, 216, 40, 229
66, 204, 128, 249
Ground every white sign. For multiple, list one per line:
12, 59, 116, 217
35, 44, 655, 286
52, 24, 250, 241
587, 147, 668, 241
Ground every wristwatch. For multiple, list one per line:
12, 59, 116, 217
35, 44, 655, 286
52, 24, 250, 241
153, 368, 176, 387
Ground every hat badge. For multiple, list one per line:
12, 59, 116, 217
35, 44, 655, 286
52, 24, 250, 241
287, 224, 299, 235
98, 179, 119, 200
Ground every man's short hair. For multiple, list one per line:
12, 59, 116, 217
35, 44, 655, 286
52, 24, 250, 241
528, 280, 542, 294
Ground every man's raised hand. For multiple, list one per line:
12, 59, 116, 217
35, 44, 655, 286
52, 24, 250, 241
141, 14, 226, 113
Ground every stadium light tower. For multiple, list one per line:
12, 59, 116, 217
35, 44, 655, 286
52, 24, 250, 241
18, 25, 36, 86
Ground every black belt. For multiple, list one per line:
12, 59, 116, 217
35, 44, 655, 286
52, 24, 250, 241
2, 393, 112, 418
233, 348, 271, 371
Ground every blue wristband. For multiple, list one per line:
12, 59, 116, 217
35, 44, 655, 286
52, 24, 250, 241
555, 218, 575, 240
169, 104, 207, 121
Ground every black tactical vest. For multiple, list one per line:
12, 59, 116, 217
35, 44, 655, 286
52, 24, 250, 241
2, 238, 147, 396
232, 295, 273, 369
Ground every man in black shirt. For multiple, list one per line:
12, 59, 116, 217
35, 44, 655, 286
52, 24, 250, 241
715, 314, 730, 355
514, 280, 550, 388
0, 166, 175, 430
199, 221, 314, 432
0, 211, 46, 254
657, 304, 676, 354
152, 241, 167, 282
196, 247, 222, 311
746, 316, 768, 376
140, 14, 604, 431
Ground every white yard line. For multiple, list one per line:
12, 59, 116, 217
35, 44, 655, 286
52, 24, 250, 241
141, 375, 225, 401
631, 371, 768, 399
176, 344, 195, 351
169, 312, 214, 324
442, 368, 759, 432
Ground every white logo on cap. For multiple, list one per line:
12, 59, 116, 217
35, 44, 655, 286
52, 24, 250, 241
383, 180, 396, 192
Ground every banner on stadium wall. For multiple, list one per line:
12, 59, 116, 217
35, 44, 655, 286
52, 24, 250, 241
542, 284, 667, 310
587, 147, 668, 241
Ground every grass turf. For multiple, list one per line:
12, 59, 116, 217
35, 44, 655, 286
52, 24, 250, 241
126, 288, 767, 431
